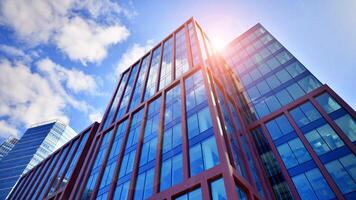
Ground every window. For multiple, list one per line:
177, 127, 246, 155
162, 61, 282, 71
210, 178, 227, 200
175, 27, 189, 78
189, 136, 220, 176
286, 83, 305, 100
275, 89, 293, 106
266, 75, 281, 89
298, 75, 321, 93
268, 41, 282, 53
290, 102, 322, 127
275, 50, 292, 64
119, 149, 136, 178
162, 123, 182, 153
250, 68, 262, 81
305, 124, 344, 155
256, 80, 271, 95
103, 71, 129, 129
144, 46, 161, 100
285, 61, 305, 78
185, 71, 206, 111
81, 131, 113, 199
325, 154, 356, 194
265, 95, 281, 112
247, 86, 260, 102
241, 73, 253, 86
266, 57, 280, 70
159, 37, 173, 89
258, 63, 271, 75
266, 114, 294, 140
275, 69, 292, 83
277, 138, 311, 169
254, 100, 269, 118
292, 168, 335, 200
139, 97, 161, 166
134, 168, 154, 200
315, 93, 341, 114
175, 187, 203, 200
187, 107, 213, 139
116, 63, 140, 120
129, 55, 150, 111
334, 114, 356, 142
113, 180, 130, 200
160, 154, 183, 191
188, 22, 200, 66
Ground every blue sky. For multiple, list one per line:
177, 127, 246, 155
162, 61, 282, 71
0, 0, 355, 139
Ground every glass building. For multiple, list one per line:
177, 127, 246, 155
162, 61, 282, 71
8, 18, 355, 200
0, 136, 19, 161
0, 120, 78, 199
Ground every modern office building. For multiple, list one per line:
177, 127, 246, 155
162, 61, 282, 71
0, 120, 78, 199
8, 18, 355, 200
0, 136, 19, 161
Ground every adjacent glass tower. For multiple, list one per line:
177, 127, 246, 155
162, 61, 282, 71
8, 18, 355, 200
0, 120, 77, 199
0, 136, 18, 161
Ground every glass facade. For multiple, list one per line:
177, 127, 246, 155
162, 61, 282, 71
9, 18, 356, 200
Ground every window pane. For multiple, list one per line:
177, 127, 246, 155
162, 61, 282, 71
202, 136, 220, 170
277, 143, 298, 169
334, 114, 356, 142
255, 100, 270, 118
298, 75, 321, 93
285, 62, 306, 78
275, 69, 292, 83
275, 89, 293, 106
315, 93, 341, 114
325, 157, 356, 194
266, 75, 281, 89
265, 95, 281, 112
256, 80, 271, 95
305, 130, 330, 155
292, 173, 318, 200
210, 178, 227, 200
189, 144, 204, 176
172, 154, 183, 186
197, 107, 213, 133
339, 154, 356, 181
289, 138, 311, 164
286, 83, 305, 100
305, 168, 335, 200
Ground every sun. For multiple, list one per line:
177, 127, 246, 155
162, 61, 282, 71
211, 36, 226, 52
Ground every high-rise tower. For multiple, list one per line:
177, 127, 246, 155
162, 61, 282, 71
0, 120, 78, 199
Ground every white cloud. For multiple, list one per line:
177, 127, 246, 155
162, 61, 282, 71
0, 58, 98, 139
37, 58, 98, 94
0, 120, 19, 139
0, 59, 69, 129
55, 17, 129, 65
0, 0, 131, 64
89, 111, 103, 123
116, 40, 154, 77
0, 44, 33, 63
